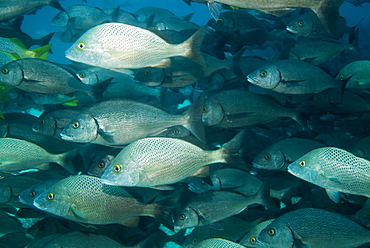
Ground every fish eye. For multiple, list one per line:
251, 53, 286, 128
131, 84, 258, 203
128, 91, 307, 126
47, 192, 55, 200
201, 180, 206, 185
113, 164, 121, 172
260, 70, 267, 77
29, 190, 37, 197
40, 119, 45, 125
98, 161, 105, 168
78, 72, 86, 78
2, 68, 9, 74
179, 214, 186, 220
172, 129, 179, 135
249, 237, 257, 244
268, 228, 276, 236
299, 160, 306, 168
339, 75, 345, 80
72, 121, 80, 129
314, 94, 321, 100
202, 106, 208, 113
264, 153, 271, 160
77, 42, 85, 50
216, 18, 224, 25
297, 21, 304, 27
144, 69, 150, 75
192, 238, 197, 244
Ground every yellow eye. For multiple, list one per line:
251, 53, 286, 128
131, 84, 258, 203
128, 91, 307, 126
260, 70, 267, 77
216, 18, 224, 25
47, 192, 54, 200
299, 160, 306, 168
72, 121, 80, 129
113, 164, 121, 172
77, 42, 85, 50
268, 228, 276, 236
2, 68, 9, 74
250, 237, 257, 244
98, 161, 105, 168
78, 72, 86, 78
179, 214, 186, 220
29, 190, 36, 197
264, 153, 271, 160
297, 21, 304, 27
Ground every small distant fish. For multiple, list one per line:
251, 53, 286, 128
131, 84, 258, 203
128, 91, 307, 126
32, 109, 80, 138
0, 0, 64, 21
101, 131, 245, 188
184, 0, 344, 36
173, 184, 276, 230
253, 138, 324, 171
239, 219, 274, 247
33, 175, 167, 225
247, 59, 341, 94
0, 137, 77, 173
52, 4, 119, 30
257, 208, 370, 248
288, 147, 370, 200
65, 23, 206, 71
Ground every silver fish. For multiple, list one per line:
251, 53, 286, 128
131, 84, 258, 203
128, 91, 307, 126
65, 23, 206, 70
288, 147, 370, 199
101, 131, 244, 188
60, 95, 205, 146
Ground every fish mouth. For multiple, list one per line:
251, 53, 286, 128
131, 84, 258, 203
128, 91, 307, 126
246, 75, 257, 84
59, 131, 73, 141
286, 26, 296, 33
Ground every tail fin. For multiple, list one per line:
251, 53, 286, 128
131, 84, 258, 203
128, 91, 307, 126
27, 44, 52, 59
56, 148, 79, 174
251, 182, 280, 212
312, 0, 345, 37
50, 0, 65, 11
182, 93, 206, 143
182, 26, 207, 65
35, 32, 55, 47
227, 47, 246, 78
219, 130, 245, 166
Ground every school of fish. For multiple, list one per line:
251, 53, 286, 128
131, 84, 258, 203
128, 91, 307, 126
0, 0, 370, 247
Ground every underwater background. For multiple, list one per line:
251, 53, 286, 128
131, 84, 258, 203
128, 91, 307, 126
1, 0, 370, 247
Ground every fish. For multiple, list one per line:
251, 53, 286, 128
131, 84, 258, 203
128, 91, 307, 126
246, 59, 342, 94
202, 90, 303, 128
183, 0, 344, 36
32, 109, 80, 139
0, 137, 77, 173
257, 208, 370, 248
253, 138, 325, 171
87, 154, 116, 178
65, 23, 206, 70
288, 147, 370, 201
0, 37, 51, 62
190, 238, 247, 248
60, 95, 205, 146
18, 179, 60, 208
33, 175, 167, 225
52, 4, 119, 30
188, 167, 263, 194
173, 184, 276, 230
0, 0, 64, 21
286, 9, 353, 39
0, 58, 101, 95
101, 131, 245, 188
336, 60, 370, 89
239, 219, 274, 247
289, 40, 353, 65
